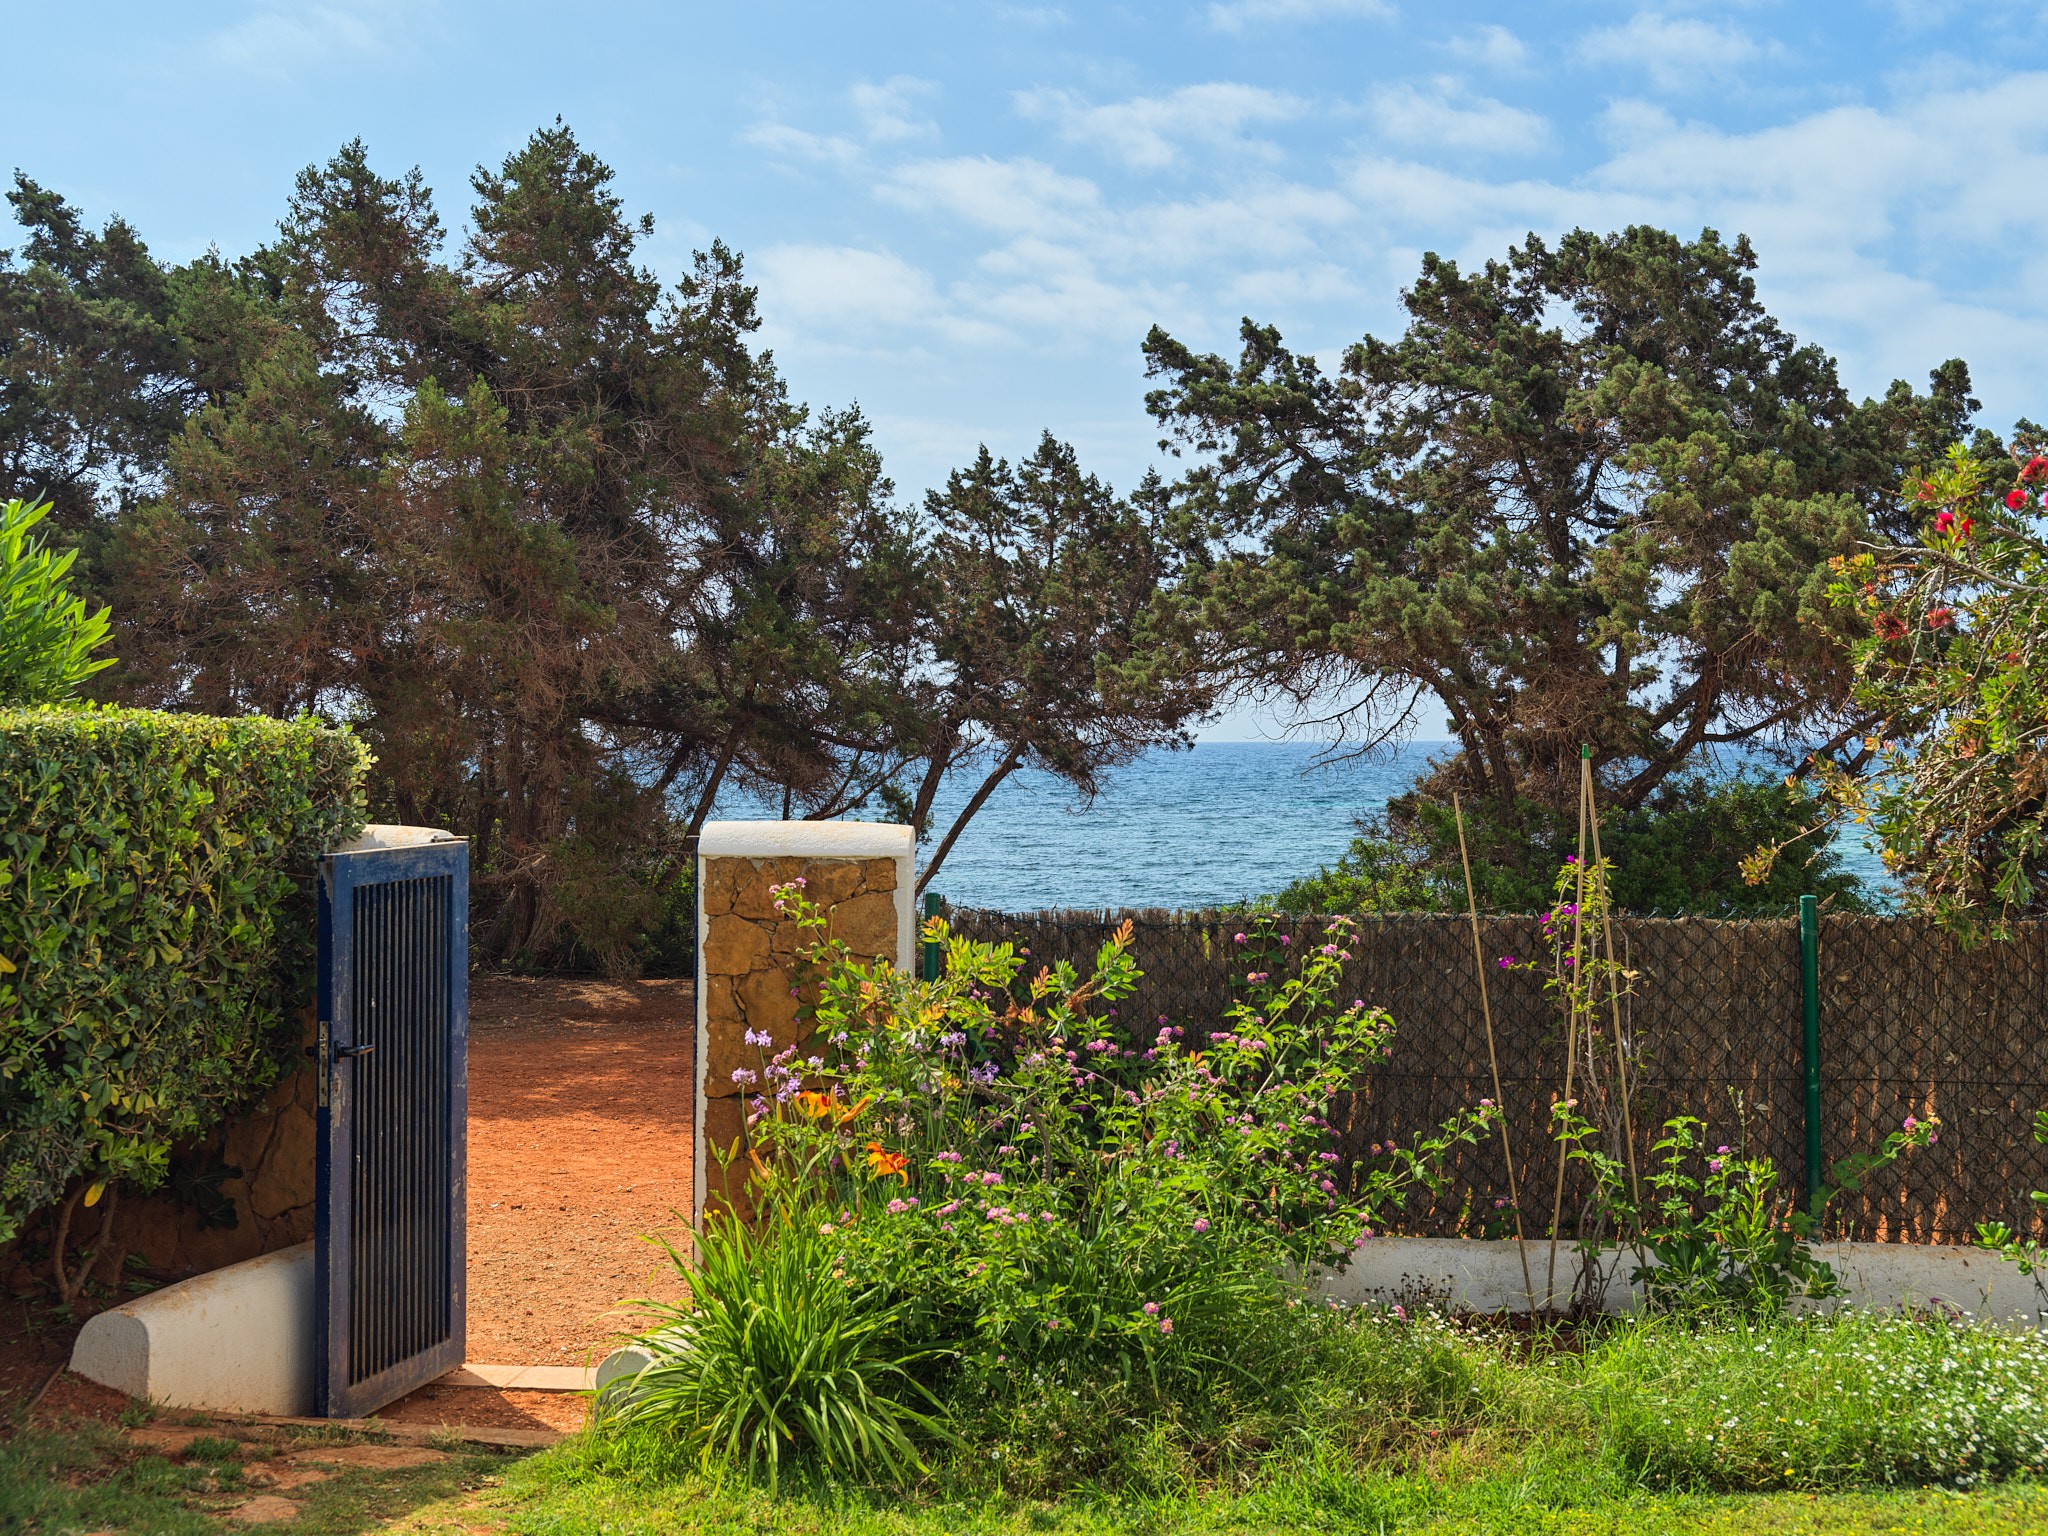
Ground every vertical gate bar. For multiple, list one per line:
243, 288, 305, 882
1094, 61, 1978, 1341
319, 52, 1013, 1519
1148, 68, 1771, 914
1800, 894, 1823, 1208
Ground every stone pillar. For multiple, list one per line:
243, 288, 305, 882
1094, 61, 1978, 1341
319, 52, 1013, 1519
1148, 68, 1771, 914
694, 821, 915, 1223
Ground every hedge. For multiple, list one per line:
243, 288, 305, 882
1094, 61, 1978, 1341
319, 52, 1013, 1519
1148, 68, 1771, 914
0, 706, 368, 1240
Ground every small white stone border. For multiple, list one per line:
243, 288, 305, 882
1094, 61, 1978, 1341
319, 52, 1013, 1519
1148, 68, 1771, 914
1318, 1237, 2048, 1323
694, 821, 916, 1228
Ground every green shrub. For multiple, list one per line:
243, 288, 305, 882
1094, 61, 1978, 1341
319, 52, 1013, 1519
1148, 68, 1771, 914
0, 498, 113, 706
0, 705, 367, 1238
1272, 776, 1869, 917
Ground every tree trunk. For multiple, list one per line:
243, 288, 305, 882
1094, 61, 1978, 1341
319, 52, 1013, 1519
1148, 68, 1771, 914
916, 747, 1022, 894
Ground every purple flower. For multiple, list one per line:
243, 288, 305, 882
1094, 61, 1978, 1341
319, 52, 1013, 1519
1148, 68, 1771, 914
729, 1067, 758, 1087
1233, 933, 1247, 945
1497, 955, 1515, 969
1192, 1217, 1210, 1234
1159, 1319, 1173, 1334
1143, 1301, 1159, 1315
743, 1028, 773, 1049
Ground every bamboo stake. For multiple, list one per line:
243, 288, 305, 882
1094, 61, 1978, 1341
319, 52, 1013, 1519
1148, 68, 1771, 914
1544, 756, 1593, 1312
1585, 776, 1644, 1231
1455, 793, 1535, 1313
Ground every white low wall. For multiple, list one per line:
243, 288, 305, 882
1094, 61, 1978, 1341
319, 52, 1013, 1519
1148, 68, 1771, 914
70, 1242, 316, 1414
1319, 1237, 2048, 1322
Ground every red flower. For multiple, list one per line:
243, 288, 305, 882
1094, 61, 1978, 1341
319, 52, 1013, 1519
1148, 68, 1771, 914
2006, 488, 2029, 511
2022, 456, 2048, 481
1926, 607, 1954, 628
1962, 516, 1975, 537
1933, 509, 1955, 533
1873, 613, 1908, 641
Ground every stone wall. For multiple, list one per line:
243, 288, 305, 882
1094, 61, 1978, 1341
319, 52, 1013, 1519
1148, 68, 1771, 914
2, 1017, 316, 1302
695, 822, 915, 1220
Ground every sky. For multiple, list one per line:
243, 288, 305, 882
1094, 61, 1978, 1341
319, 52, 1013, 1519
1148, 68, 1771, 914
8, 1, 2048, 738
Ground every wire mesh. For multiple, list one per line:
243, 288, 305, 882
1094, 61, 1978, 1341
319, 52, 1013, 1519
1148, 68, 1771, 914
943, 905, 2048, 1244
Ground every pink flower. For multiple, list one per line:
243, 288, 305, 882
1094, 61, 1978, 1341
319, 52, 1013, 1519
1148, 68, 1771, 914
1192, 1218, 1210, 1234
2007, 488, 2029, 511
1159, 1319, 1173, 1334
1143, 1301, 1159, 1315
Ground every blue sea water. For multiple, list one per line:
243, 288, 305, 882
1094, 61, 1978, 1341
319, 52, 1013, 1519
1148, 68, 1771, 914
717, 740, 1892, 913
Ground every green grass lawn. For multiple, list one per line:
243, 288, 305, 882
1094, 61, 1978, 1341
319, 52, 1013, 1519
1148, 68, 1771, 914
5, 1410, 2046, 1535
385, 1444, 2048, 1535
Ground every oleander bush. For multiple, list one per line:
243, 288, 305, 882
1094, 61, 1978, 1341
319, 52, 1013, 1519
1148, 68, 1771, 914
0, 705, 368, 1243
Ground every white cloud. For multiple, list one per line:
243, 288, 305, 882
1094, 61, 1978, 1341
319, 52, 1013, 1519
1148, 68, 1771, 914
1369, 78, 1550, 155
744, 76, 938, 167
740, 121, 863, 167
1016, 83, 1306, 170
850, 77, 938, 145
881, 156, 1103, 238
207, 0, 414, 75
1207, 0, 1393, 32
1444, 24, 1530, 72
1578, 11, 1764, 93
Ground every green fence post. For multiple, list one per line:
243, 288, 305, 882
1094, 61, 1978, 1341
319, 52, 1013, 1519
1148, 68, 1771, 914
1799, 893, 1823, 1203
922, 891, 942, 981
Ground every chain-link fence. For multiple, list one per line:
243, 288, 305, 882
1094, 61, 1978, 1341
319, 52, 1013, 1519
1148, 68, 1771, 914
943, 905, 2048, 1245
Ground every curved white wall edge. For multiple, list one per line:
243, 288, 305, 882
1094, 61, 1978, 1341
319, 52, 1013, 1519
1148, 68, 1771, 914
70, 1243, 316, 1415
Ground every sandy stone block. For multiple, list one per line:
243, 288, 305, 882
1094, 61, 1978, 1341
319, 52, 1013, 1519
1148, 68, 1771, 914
246, 1101, 315, 1220
698, 858, 740, 917
804, 859, 867, 907
734, 968, 805, 1045
731, 858, 809, 920
862, 856, 898, 893
701, 914, 770, 976
828, 890, 900, 962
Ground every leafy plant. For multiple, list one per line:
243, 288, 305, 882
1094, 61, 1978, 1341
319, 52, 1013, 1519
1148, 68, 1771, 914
1554, 1105, 1933, 1314
0, 498, 112, 706
1975, 1107, 2048, 1275
0, 706, 366, 1258
602, 1206, 952, 1490
1277, 778, 1869, 918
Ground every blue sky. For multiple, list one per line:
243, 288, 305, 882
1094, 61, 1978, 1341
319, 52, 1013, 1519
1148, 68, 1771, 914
9, 1, 2048, 738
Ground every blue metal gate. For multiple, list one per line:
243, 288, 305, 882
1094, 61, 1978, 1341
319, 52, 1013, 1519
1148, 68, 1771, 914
315, 834, 469, 1418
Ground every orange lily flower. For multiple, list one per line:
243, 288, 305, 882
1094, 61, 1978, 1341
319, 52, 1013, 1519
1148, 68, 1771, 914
864, 1141, 910, 1184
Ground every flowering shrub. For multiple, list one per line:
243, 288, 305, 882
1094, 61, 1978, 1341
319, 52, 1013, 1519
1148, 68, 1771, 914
1820, 442, 2048, 928
731, 888, 1495, 1394
1554, 1104, 1934, 1314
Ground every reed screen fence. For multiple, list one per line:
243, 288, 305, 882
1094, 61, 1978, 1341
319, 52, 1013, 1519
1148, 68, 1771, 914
942, 906, 2048, 1245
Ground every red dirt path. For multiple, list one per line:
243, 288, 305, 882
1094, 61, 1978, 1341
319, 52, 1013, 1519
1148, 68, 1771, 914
460, 975, 695, 1365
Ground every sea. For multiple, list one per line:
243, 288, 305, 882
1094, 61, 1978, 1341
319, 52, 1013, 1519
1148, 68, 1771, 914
716, 740, 1894, 914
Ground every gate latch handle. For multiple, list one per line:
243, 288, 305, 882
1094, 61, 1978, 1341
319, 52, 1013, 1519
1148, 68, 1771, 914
335, 1043, 377, 1060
